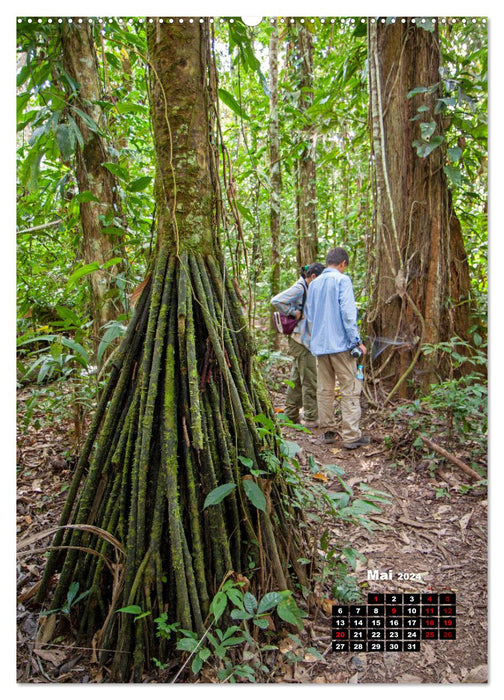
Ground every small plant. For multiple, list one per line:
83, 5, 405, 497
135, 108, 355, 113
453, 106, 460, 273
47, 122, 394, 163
150, 578, 308, 682
40, 581, 89, 618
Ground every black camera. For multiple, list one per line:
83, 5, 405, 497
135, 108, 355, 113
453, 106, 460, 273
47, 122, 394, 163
350, 344, 363, 359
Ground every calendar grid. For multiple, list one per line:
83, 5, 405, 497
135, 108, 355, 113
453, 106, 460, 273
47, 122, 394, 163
332, 593, 456, 652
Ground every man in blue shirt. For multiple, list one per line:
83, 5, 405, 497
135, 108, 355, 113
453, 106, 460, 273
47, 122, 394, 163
306, 247, 369, 449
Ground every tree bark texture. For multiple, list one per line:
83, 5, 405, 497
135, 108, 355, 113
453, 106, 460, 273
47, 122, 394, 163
269, 23, 282, 347
293, 23, 318, 266
38, 19, 307, 681
367, 19, 471, 394
60, 20, 125, 345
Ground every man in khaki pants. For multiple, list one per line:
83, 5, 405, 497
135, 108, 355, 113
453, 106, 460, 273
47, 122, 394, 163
305, 247, 369, 449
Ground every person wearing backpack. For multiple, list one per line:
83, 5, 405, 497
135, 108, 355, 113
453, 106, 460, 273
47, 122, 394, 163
305, 247, 369, 449
271, 262, 325, 427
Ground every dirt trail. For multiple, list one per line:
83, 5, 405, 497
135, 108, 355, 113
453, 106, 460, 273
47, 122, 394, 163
16, 385, 488, 684
275, 397, 488, 684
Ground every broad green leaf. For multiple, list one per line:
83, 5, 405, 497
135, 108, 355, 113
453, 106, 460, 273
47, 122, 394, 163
191, 654, 204, 674
74, 191, 100, 203
253, 617, 270, 629
253, 414, 275, 430
71, 106, 101, 134
444, 165, 462, 185
102, 162, 128, 179
257, 591, 284, 614
177, 637, 199, 652
56, 306, 82, 328
280, 440, 301, 459
447, 146, 463, 162
54, 123, 75, 160
237, 455, 254, 468
407, 86, 430, 99
115, 102, 148, 115
116, 605, 143, 615
67, 262, 101, 288
419, 121, 437, 139
127, 176, 152, 192
61, 337, 89, 365
101, 257, 123, 270
203, 483, 236, 508
277, 596, 304, 629
230, 609, 252, 620
242, 479, 266, 513
236, 202, 255, 224
210, 590, 228, 621
97, 322, 126, 364
218, 88, 249, 120
243, 592, 258, 614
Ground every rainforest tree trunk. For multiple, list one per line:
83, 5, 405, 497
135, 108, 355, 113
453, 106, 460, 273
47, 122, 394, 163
294, 22, 318, 266
37, 18, 308, 682
367, 18, 471, 396
269, 22, 282, 348
60, 20, 126, 353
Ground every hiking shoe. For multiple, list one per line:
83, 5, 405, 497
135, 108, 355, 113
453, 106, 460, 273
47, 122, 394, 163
343, 435, 371, 450
322, 431, 337, 444
301, 419, 319, 428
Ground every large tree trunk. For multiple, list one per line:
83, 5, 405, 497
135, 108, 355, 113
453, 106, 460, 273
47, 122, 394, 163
269, 22, 282, 348
61, 20, 125, 352
37, 18, 308, 682
294, 22, 318, 266
367, 18, 471, 397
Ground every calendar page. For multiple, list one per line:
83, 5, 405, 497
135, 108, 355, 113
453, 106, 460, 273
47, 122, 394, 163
14, 2, 490, 691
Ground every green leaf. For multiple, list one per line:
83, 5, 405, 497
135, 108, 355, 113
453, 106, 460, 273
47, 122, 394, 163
277, 596, 304, 629
254, 413, 275, 430
54, 123, 75, 160
203, 483, 236, 508
237, 455, 254, 469
447, 146, 463, 163
218, 88, 249, 120
97, 322, 126, 365
257, 591, 284, 614
71, 106, 101, 134
280, 440, 301, 459
101, 256, 123, 270
444, 165, 462, 185
242, 479, 266, 513
177, 637, 199, 652
116, 605, 143, 615
74, 191, 100, 203
191, 654, 204, 674
61, 337, 89, 366
407, 86, 430, 99
419, 121, 437, 139
253, 617, 270, 629
210, 591, 228, 622
67, 261, 101, 288
127, 176, 152, 192
243, 592, 258, 614
236, 202, 255, 224
102, 162, 128, 179
115, 102, 148, 115
353, 20, 367, 37
230, 609, 252, 620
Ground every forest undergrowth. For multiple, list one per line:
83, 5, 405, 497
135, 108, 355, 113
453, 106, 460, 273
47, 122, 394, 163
16, 350, 488, 684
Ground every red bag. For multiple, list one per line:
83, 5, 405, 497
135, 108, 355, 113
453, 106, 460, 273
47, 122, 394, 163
273, 311, 298, 335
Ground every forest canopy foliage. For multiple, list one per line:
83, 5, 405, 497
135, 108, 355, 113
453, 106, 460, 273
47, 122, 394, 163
17, 17, 487, 365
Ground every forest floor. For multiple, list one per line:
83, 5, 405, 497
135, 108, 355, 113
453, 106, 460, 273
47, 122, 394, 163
16, 363, 488, 685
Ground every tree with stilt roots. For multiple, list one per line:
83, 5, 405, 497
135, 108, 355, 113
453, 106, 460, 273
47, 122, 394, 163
35, 18, 309, 681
